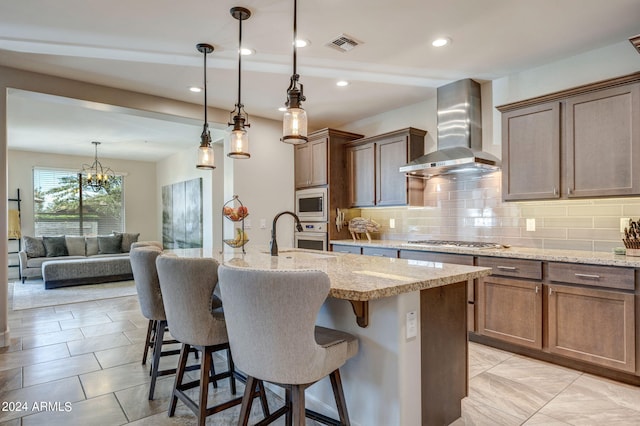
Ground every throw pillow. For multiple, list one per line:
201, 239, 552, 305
65, 236, 86, 256
42, 236, 69, 257
98, 234, 123, 254
23, 236, 45, 258
85, 237, 99, 256
113, 231, 140, 253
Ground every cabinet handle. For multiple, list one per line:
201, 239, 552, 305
574, 273, 600, 280
553, 188, 558, 196
549, 287, 553, 296
371, 253, 386, 257
535, 285, 539, 294
496, 266, 517, 271
567, 187, 573, 195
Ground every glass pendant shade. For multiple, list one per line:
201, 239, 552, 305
197, 143, 215, 169
229, 127, 250, 158
282, 107, 308, 144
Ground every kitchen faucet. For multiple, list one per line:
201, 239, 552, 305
270, 211, 303, 256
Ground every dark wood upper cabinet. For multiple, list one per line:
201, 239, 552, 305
346, 127, 426, 207
498, 72, 640, 200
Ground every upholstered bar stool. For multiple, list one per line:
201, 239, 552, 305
130, 245, 186, 400
218, 266, 359, 426
129, 241, 164, 366
155, 255, 269, 425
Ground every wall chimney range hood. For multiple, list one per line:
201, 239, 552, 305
399, 79, 500, 178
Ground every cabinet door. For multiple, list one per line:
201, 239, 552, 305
376, 136, 407, 206
309, 138, 328, 186
477, 276, 543, 349
295, 138, 328, 188
347, 143, 375, 207
565, 83, 640, 197
548, 284, 635, 372
294, 143, 311, 188
362, 247, 398, 258
502, 102, 561, 200
331, 244, 361, 254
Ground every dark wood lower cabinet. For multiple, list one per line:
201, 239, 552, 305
477, 276, 543, 350
548, 284, 636, 373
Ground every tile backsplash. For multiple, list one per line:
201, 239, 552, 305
358, 172, 640, 253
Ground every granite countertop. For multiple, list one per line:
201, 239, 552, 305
169, 248, 492, 301
331, 239, 640, 268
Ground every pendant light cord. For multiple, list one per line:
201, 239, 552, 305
237, 16, 243, 108
292, 0, 297, 77
203, 48, 208, 125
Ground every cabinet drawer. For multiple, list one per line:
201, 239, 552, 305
399, 250, 474, 265
476, 257, 542, 280
362, 247, 398, 258
548, 262, 634, 291
332, 244, 361, 255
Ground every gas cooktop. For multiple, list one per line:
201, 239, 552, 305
404, 240, 508, 250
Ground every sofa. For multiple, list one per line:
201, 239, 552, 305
19, 232, 141, 289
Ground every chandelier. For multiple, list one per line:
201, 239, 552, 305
81, 141, 114, 192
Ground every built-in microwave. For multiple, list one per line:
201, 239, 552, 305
295, 187, 328, 222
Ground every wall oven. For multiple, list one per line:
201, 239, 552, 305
294, 222, 328, 251
295, 187, 328, 223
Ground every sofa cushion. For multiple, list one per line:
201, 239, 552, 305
42, 236, 68, 257
113, 231, 140, 253
98, 234, 123, 254
86, 237, 99, 256
65, 236, 86, 256
23, 236, 45, 258
29, 256, 86, 269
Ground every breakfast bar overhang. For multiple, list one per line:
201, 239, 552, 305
173, 248, 492, 426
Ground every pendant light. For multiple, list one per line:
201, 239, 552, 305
81, 141, 114, 192
196, 43, 216, 170
281, 0, 308, 144
228, 7, 251, 159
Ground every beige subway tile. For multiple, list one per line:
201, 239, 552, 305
543, 239, 594, 251
593, 217, 623, 229
544, 217, 593, 228
567, 205, 622, 217
594, 241, 623, 253
519, 205, 568, 217
622, 205, 640, 217
525, 228, 568, 239
568, 228, 621, 241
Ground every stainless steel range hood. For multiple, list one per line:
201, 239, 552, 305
399, 79, 500, 178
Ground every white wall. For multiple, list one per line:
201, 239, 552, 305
8, 150, 158, 240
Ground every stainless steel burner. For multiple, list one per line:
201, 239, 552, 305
405, 240, 507, 249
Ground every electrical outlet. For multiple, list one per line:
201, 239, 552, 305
406, 311, 417, 339
389, 218, 396, 229
526, 218, 536, 232
621, 218, 630, 233
260, 219, 266, 229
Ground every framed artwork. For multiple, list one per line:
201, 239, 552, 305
162, 178, 202, 248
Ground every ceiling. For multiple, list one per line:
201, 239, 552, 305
1, 0, 639, 161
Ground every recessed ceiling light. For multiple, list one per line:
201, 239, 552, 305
336, 80, 349, 87
432, 37, 451, 48
240, 47, 254, 56
295, 39, 309, 48
189, 86, 202, 93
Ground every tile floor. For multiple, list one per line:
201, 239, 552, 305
1, 294, 640, 425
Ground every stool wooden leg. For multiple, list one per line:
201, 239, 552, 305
330, 369, 351, 426
257, 379, 270, 417
142, 319, 154, 365
238, 375, 256, 426
169, 343, 190, 417
148, 320, 167, 400
291, 385, 306, 426
198, 346, 212, 426
285, 387, 292, 426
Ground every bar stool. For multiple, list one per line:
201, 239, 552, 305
155, 255, 269, 426
130, 240, 165, 366
130, 245, 187, 400
218, 266, 359, 426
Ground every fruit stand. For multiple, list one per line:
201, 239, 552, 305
222, 195, 249, 253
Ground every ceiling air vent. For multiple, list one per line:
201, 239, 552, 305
326, 34, 362, 52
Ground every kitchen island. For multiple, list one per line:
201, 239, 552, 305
170, 248, 492, 426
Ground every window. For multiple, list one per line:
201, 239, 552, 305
33, 168, 124, 236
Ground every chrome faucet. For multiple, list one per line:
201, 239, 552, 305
270, 211, 303, 256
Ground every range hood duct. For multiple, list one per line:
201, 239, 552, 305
399, 79, 500, 178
